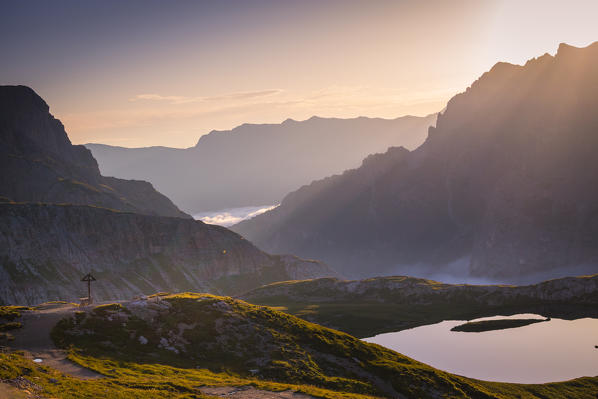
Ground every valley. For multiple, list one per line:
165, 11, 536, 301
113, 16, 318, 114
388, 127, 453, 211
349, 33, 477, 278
2, 3, 598, 396
86, 114, 436, 215
194, 205, 279, 227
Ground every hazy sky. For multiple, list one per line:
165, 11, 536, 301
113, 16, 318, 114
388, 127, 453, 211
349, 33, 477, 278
2, 0, 597, 148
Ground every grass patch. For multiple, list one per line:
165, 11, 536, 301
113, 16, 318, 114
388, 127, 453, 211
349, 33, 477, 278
0, 306, 31, 321
92, 303, 130, 317
246, 300, 501, 338
0, 351, 380, 399
0, 322, 22, 331
148, 292, 171, 298
0, 306, 29, 343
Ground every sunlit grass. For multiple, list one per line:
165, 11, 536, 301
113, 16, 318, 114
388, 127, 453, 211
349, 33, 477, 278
44, 293, 598, 399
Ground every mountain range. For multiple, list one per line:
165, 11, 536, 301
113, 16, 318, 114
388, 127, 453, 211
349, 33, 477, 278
233, 42, 598, 283
86, 113, 436, 214
0, 86, 335, 305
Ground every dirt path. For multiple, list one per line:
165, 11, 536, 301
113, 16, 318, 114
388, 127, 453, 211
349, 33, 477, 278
0, 382, 28, 399
200, 386, 317, 398
7, 303, 103, 379
7, 302, 321, 398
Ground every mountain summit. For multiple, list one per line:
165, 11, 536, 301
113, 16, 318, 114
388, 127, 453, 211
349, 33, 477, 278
233, 41, 598, 282
0, 86, 189, 218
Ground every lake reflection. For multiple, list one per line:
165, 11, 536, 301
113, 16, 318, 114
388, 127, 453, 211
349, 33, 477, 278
363, 314, 598, 383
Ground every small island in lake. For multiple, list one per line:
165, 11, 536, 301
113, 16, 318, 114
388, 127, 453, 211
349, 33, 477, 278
451, 318, 550, 333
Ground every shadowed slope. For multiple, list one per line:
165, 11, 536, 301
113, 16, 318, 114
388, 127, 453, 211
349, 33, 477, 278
234, 42, 598, 282
0, 85, 189, 219
0, 203, 336, 305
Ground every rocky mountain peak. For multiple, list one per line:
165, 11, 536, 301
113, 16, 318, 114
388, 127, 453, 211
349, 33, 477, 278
233, 41, 598, 282
0, 85, 49, 113
0, 85, 77, 160
0, 85, 189, 218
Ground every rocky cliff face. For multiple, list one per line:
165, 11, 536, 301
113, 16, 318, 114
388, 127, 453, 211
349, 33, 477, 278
233, 42, 598, 282
86, 114, 436, 213
0, 203, 336, 305
0, 86, 189, 218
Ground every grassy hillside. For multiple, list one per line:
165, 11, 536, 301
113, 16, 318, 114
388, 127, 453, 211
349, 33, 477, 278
0, 351, 383, 399
45, 293, 598, 399
0, 305, 30, 343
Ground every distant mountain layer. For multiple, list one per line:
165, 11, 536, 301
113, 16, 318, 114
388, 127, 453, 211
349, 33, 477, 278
0, 86, 189, 218
86, 114, 436, 213
0, 203, 336, 305
233, 42, 598, 282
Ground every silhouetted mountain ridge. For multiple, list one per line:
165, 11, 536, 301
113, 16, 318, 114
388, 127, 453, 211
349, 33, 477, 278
86, 114, 436, 213
233, 41, 598, 282
0, 85, 189, 218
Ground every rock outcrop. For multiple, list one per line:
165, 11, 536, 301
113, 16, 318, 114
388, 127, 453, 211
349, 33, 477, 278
0, 85, 189, 218
233, 42, 598, 282
86, 114, 436, 214
0, 203, 336, 305
242, 274, 598, 307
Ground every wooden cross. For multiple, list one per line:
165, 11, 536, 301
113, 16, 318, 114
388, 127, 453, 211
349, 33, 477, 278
81, 273, 96, 304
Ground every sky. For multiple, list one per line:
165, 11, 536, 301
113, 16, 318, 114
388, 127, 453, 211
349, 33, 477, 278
1, 0, 598, 148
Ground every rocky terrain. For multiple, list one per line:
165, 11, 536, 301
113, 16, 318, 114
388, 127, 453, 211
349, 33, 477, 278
0, 85, 189, 218
234, 42, 598, 282
0, 203, 336, 305
242, 274, 598, 336
87, 114, 436, 214
243, 274, 598, 306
